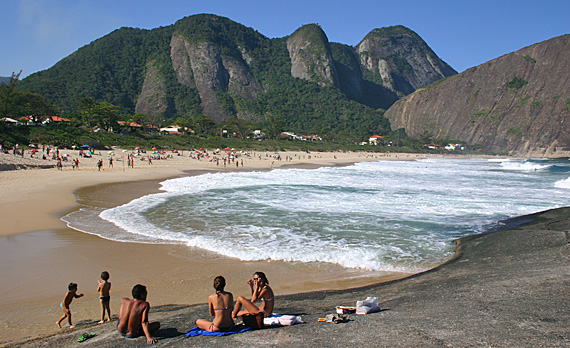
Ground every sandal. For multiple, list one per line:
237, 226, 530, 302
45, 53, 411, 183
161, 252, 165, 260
77, 333, 95, 342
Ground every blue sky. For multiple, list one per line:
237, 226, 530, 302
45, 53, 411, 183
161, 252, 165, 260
2, 0, 569, 78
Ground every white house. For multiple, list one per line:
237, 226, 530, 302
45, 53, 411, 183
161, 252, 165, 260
160, 126, 181, 135
1, 117, 21, 126
445, 143, 464, 151
369, 135, 384, 145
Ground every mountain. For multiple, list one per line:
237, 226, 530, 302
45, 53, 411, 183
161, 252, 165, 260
17, 14, 455, 137
355, 26, 456, 97
0, 76, 10, 85
384, 34, 570, 157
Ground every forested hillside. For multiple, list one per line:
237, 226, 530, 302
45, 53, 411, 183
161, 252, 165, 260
17, 14, 455, 139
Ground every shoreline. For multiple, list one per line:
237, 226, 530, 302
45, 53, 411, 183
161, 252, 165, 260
0, 149, 435, 237
0, 149, 449, 343
4, 206, 569, 347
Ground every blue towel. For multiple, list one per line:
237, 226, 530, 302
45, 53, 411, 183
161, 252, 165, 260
185, 325, 251, 337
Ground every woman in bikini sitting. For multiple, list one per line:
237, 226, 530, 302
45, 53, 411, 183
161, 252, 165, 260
196, 276, 235, 332
232, 271, 274, 319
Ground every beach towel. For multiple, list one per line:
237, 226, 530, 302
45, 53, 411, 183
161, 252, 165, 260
184, 325, 251, 337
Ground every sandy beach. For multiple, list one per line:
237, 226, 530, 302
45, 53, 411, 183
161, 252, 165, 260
0, 148, 444, 344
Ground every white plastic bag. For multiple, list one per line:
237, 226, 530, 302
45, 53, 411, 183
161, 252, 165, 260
355, 296, 381, 315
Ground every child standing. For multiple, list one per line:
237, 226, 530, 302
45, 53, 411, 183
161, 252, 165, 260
97, 271, 112, 323
56, 283, 84, 329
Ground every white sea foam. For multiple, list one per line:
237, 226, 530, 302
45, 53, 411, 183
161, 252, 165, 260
60, 158, 570, 272
487, 158, 513, 162
554, 176, 570, 189
500, 160, 551, 171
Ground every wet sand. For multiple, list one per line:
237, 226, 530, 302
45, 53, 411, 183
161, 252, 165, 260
0, 149, 441, 343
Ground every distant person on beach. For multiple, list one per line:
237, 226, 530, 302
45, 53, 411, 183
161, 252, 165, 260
232, 271, 274, 319
117, 284, 160, 344
97, 271, 112, 324
196, 276, 235, 332
56, 283, 84, 329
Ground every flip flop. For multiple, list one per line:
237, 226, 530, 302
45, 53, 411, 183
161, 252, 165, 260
77, 333, 95, 342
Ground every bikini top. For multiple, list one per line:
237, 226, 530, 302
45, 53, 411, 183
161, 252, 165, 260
213, 306, 231, 311
258, 286, 273, 302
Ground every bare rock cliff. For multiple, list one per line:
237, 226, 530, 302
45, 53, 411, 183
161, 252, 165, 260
167, 33, 261, 122
134, 61, 168, 117
385, 35, 570, 157
170, 34, 194, 86
287, 24, 339, 87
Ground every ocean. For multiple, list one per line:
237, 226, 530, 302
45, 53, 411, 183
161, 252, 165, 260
63, 157, 570, 273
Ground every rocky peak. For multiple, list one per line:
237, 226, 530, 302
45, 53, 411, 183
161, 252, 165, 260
356, 25, 456, 96
170, 15, 264, 121
286, 24, 339, 87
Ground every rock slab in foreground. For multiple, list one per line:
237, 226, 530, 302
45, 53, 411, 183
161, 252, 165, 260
5, 208, 570, 348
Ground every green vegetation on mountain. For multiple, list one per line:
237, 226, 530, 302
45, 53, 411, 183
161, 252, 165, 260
505, 77, 528, 89
1, 72, 57, 119
8, 14, 458, 150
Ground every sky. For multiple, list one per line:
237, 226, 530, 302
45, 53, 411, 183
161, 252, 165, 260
2, 0, 569, 78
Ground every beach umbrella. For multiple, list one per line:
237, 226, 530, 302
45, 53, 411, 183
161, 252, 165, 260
152, 147, 157, 150
135, 146, 140, 150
